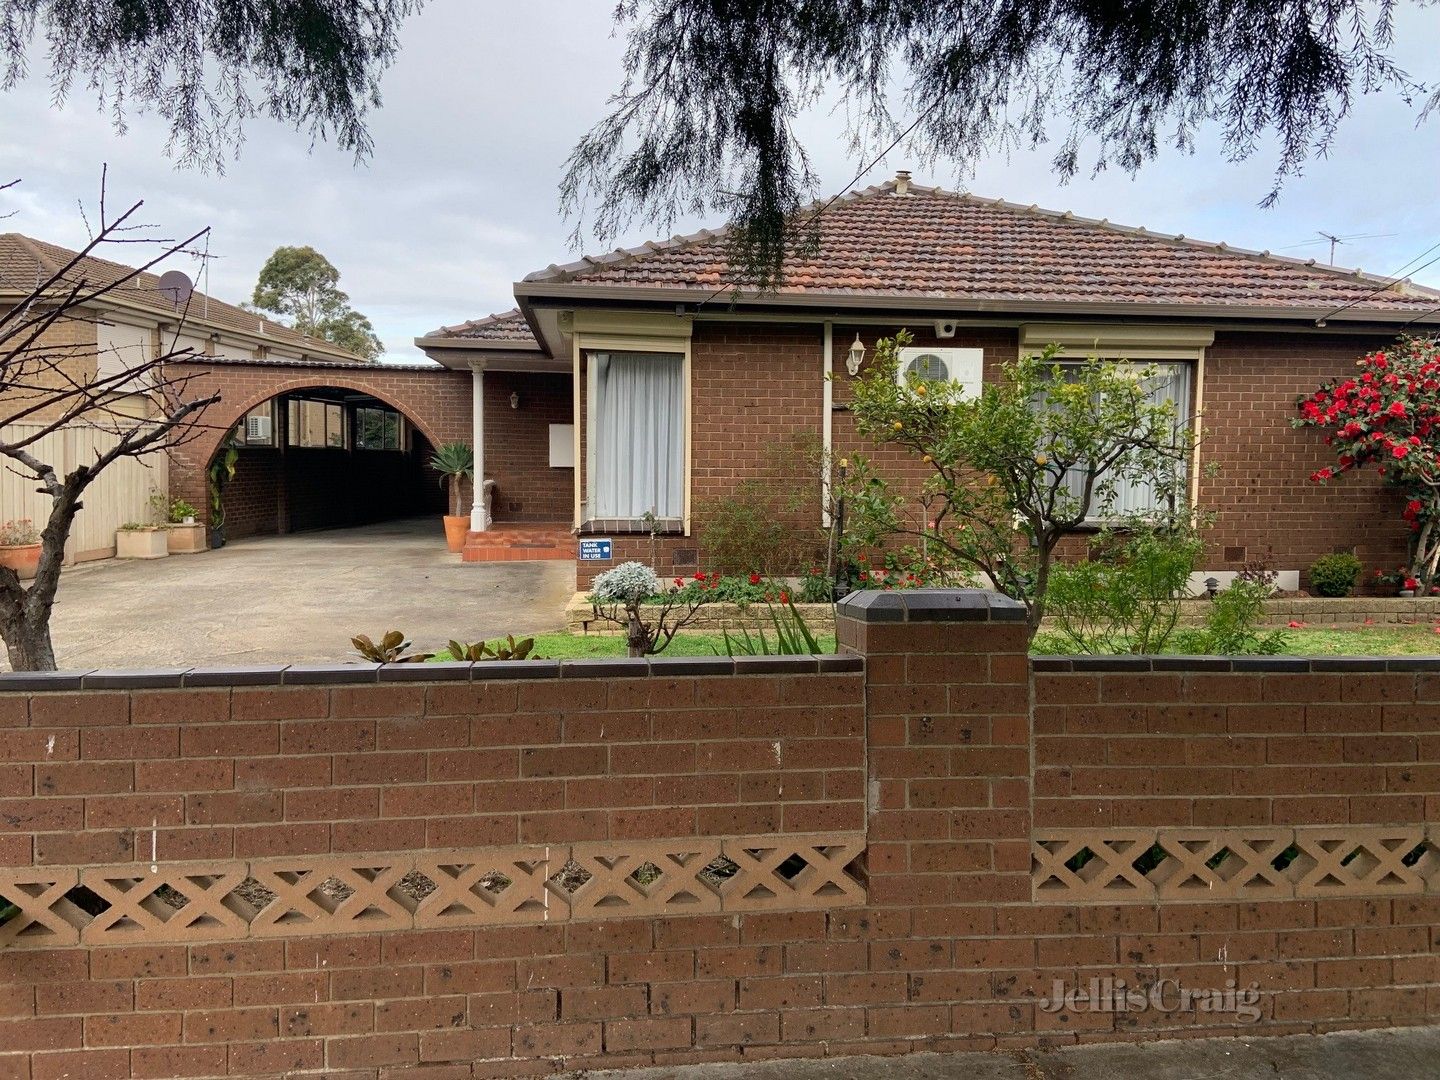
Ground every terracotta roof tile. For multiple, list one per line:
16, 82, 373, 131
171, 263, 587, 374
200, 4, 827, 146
425, 308, 537, 344
522, 182, 1440, 316
0, 233, 368, 361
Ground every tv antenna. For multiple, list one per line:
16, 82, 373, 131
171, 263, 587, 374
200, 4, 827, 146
1280, 231, 1396, 264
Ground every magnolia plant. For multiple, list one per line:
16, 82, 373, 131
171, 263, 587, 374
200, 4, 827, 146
1296, 336, 1440, 591
848, 331, 1196, 635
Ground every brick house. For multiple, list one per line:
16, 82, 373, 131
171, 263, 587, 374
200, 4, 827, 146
1, 234, 464, 549
420, 175, 1440, 588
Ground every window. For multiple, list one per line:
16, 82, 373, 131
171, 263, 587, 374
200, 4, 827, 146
287, 399, 346, 449
1044, 361, 1192, 521
232, 403, 275, 447
586, 351, 684, 522
355, 406, 404, 451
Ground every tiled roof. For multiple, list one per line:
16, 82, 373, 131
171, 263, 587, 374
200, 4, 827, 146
424, 308, 538, 345
522, 181, 1440, 316
0, 233, 368, 361
174, 355, 443, 373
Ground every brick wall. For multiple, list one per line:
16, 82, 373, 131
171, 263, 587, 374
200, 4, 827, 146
577, 321, 1411, 589
483, 372, 572, 523
1, 593, 1436, 1077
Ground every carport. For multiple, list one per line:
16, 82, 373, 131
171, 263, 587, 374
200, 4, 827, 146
168, 357, 474, 546
219, 385, 444, 539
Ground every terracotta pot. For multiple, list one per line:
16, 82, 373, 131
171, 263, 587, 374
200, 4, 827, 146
443, 515, 469, 553
0, 542, 40, 580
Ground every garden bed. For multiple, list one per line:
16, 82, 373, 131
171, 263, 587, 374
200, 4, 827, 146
566, 593, 836, 635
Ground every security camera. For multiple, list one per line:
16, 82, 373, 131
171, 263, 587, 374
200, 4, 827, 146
935, 319, 957, 338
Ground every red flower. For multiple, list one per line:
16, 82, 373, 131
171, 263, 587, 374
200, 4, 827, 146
1405, 577, 1420, 591
748, 572, 762, 585
1389, 400, 1408, 419
673, 577, 683, 588
694, 571, 706, 581
779, 591, 790, 604
1393, 444, 1410, 459
1287, 620, 1306, 629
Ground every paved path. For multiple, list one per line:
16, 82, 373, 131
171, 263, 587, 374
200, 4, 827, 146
572, 1027, 1440, 1080
22, 518, 574, 669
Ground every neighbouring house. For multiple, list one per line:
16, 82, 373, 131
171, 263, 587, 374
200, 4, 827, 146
0, 234, 466, 552
419, 174, 1440, 588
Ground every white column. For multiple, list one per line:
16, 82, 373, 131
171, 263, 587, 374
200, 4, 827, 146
470, 364, 487, 531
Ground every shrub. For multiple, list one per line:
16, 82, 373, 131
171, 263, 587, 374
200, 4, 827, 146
1308, 553, 1362, 597
1045, 527, 1203, 654
699, 480, 815, 575
1173, 580, 1289, 655
719, 601, 823, 656
589, 561, 713, 656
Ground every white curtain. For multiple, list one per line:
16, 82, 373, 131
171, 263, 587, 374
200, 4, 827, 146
1056, 362, 1190, 517
590, 351, 684, 519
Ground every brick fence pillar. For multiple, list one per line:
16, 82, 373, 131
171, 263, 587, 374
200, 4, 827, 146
837, 589, 1033, 913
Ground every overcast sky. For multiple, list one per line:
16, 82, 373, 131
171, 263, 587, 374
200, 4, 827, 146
2, 0, 1438, 363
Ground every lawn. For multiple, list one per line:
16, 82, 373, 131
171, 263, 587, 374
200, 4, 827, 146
439, 631, 841, 660
439, 625, 1440, 662
1268, 625, 1440, 656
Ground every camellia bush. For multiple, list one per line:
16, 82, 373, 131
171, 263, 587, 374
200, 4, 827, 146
1295, 337, 1440, 591
848, 331, 1196, 636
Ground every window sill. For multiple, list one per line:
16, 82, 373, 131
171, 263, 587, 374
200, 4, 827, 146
579, 519, 686, 537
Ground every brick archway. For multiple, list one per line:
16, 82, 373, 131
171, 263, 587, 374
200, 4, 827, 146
169, 360, 471, 538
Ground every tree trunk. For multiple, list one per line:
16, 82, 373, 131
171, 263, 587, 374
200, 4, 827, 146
626, 610, 647, 658
1, 613, 56, 671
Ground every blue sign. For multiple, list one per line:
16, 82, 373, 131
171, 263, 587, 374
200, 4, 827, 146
579, 538, 613, 561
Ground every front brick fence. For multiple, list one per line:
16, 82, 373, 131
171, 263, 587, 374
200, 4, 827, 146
1, 590, 1437, 1078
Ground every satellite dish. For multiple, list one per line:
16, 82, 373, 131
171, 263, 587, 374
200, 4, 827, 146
157, 270, 193, 308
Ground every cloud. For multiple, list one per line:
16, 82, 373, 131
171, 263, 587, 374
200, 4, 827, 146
1, 0, 1437, 363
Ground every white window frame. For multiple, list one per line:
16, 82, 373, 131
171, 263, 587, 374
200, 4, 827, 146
583, 347, 687, 528
571, 314, 694, 535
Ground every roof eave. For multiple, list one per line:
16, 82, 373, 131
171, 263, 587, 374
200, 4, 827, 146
0, 286, 368, 363
512, 280, 1440, 327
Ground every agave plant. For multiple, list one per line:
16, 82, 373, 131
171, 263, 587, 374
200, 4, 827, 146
429, 442, 474, 517
351, 630, 432, 663
720, 600, 822, 656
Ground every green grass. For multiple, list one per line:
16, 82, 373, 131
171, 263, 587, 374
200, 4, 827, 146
1033, 624, 1440, 657
433, 624, 1440, 663
1266, 625, 1440, 656
434, 631, 841, 661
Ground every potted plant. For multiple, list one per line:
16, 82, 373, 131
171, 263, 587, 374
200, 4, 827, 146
429, 441, 474, 552
116, 522, 169, 559
164, 497, 206, 554
0, 519, 41, 580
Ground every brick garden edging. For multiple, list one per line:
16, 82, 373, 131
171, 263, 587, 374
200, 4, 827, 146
1, 589, 1437, 1077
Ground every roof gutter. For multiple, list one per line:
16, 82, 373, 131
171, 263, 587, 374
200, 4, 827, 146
511, 281, 1440, 328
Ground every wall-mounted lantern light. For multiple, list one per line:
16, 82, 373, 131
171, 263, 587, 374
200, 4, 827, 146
846, 334, 866, 377
509, 392, 520, 410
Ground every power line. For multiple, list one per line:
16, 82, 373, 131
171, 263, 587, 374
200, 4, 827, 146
1315, 240, 1440, 325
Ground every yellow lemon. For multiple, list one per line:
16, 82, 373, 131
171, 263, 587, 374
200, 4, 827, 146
922, 454, 933, 463
1034, 454, 1048, 466
892, 421, 903, 431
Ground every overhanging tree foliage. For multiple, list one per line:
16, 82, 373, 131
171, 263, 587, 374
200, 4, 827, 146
250, 246, 384, 360
0, 1, 424, 169
564, 0, 1436, 287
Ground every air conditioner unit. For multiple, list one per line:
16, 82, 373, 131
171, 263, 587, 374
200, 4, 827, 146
245, 414, 272, 443
896, 346, 984, 399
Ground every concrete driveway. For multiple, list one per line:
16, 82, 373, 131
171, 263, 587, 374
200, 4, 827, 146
27, 518, 574, 669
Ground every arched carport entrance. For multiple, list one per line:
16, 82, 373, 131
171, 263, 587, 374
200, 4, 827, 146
170, 359, 473, 544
